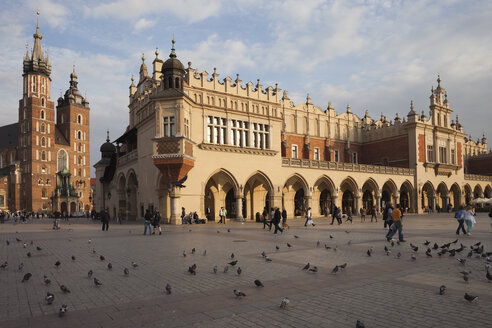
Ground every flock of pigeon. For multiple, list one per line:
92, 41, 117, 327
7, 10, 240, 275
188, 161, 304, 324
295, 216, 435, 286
2, 226, 491, 327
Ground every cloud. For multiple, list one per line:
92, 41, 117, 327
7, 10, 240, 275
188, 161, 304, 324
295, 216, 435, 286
133, 18, 156, 33
26, 0, 69, 29
84, 0, 224, 23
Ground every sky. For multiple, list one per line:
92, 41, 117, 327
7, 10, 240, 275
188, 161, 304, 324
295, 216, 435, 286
1, 0, 491, 177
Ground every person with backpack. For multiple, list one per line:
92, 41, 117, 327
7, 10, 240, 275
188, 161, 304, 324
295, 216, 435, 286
370, 207, 378, 222
153, 211, 162, 235
386, 204, 405, 242
383, 202, 394, 232
454, 205, 466, 235
272, 207, 283, 234
143, 209, 152, 235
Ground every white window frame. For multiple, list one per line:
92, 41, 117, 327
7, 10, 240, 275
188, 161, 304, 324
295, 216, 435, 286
291, 144, 298, 159
314, 147, 320, 161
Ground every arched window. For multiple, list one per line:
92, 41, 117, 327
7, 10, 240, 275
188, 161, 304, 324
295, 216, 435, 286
41, 151, 46, 161
41, 166, 46, 173
41, 137, 46, 147
77, 115, 82, 124
78, 169, 82, 176
77, 131, 82, 140
57, 149, 68, 171
175, 77, 180, 89
41, 98, 45, 107
168, 77, 172, 88
78, 156, 82, 165
23, 108, 27, 120
41, 123, 45, 133
78, 143, 82, 152
32, 76, 36, 92
42, 188, 46, 198
10, 152, 15, 164
61, 114, 65, 124
46, 179, 50, 185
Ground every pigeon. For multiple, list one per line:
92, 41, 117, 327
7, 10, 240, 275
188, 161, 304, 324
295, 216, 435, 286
261, 251, 266, 258
254, 279, 264, 287
88, 239, 91, 244
59, 304, 68, 317
340, 263, 347, 269
183, 250, 187, 257
294, 235, 299, 239
460, 270, 471, 276
457, 258, 466, 265
308, 266, 318, 273
203, 250, 207, 256
275, 245, 280, 250
45, 292, 55, 305
397, 241, 401, 246
439, 285, 446, 295
124, 268, 129, 276
411, 246, 419, 252
0, 261, 7, 269
280, 297, 290, 309
71, 256, 76, 261
449, 249, 456, 257
94, 277, 102, 286
55, 260, 61, 268
60, 285, 71, 293
433, 243, 439, 250
107, 263, 113, 270
165, 283, 172, 294
223, 266, 229, 273
188, 264, 197, 275
411, 254, 416, 260
474, 242, 481, 247
228, 260, 238, 266
99, 255, 105, 261
265, 256, 272, 262
426, 249, 432, 257
237, 267, 242, 275
452, 239, 458, 244
347, 240, 352, 245
92, 248, 96, 254
463, 275, 469, 282
396, 252, 401, 259
423, 240, 430, 246
18, 263, 24, 271
23, 242, 27, 248
384, 246, 389, 252
386, 250, 391, 256
88, 270, 93, 278
486, 270, 492, 282
233, 289, 246, 297
217, 231, 220, 234
367, 250, 372, 257
6, 240, 9, 246
302, 263, 310, 271
27, 252, 31, 258
330, 234, 334, 239
345, 230, 350, 234
356, 320, 365, 328
43, 275, 51, 285
191, 248, 195, 254
317, 241, 320, 247
213, 265, 218, 273
231, 253, 235, 259
331, 265, 339, 274
227, 228, 231, 232
391, 241, 395, 247
287, 243, 292, 248
21, 272, 32, 282
16, 238, 21, 242
132, 262, 138, 268
464, 293, 478, 302
325, 245, 332, 249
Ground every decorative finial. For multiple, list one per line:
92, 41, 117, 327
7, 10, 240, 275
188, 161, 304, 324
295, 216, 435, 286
34, 9, 42, 39
155, 47, 159, 57
131, 75, 134, 83
73, 64, 75, 73
346, 104, 351, 112
106, 130, 110, 142
437, 74, 441, 86
141, 53, 145, 62
410, 100, 414, 110
169, 38, 177, 58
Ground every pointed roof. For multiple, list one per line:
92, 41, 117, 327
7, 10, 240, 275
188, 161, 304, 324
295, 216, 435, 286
23, 11, 51, 77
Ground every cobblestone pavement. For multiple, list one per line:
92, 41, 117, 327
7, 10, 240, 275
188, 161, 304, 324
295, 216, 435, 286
1, 213, 491, 327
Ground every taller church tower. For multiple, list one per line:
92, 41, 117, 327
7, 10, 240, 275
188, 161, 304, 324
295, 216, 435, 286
18, 11, 56, 211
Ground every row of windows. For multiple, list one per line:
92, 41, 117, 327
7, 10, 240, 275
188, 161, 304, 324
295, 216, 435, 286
290, 145, 358, 163
192, 93, 278, 116
29, 76, 47, 94
206, 116, 270, 149
426, 145, 456, 165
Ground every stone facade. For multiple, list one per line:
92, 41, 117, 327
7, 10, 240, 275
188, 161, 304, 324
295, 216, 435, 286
0, 15, 91, 214
95, 41, 491, 223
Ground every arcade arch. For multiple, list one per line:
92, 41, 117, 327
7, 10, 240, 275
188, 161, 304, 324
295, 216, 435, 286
449, 183, 461, 210
421, 181, 435, 211
243, 171, 273, 220
313, 175, 335, 217
283, 174, 309, 217
204, 169, 240, 221
436, 182, 448, 212
361, 178, 379, 212
340, 177, 358, 213
399, 180, 414, 212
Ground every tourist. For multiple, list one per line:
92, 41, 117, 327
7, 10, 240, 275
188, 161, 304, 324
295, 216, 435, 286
101, 209, 110, 231
181, 207, 186, 224
345, 207, 353, 223
262, 207, 271, 229
152, 210, 162, 235
281, 208, 290, 229
386, 204, 405, 242
336, 206, 342, 224
330, 205, 338, 225
304, 207, 315, 227
360, 208, 366, 223
218, 206, 227, 224
370, 207, 378, 222
273, 207, 283, 234
463, 206, 476, 236
143, 209, 152, 235
454, 205, 466, 235
383, 202, 394, 230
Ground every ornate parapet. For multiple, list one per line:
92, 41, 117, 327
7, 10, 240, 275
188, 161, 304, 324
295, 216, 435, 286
464, 174, 492, 182
198, 143, 277, 156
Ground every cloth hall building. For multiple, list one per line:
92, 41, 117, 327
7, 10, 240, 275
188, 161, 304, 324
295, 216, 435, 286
94, 41, 492, 223
0, 16, 91, 214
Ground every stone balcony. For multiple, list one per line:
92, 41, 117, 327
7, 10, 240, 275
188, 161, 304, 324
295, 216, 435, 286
281, 158, 415, 176
464, 174, 492, 182
117, 149, 138, 166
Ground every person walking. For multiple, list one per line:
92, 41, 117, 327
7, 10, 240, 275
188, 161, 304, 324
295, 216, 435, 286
101, 209, 110, 231
304, 207, 315, 227
153, 211, 162, 235
386, 204, 405, 242
222, 207, 227, 224
370, 207, 378, 222
143, 209, 152, 235
262, 207, 271, 230
345, 207, 353, 223
181, 207, 186, 224
360, 208, 366, 223
383, 203, 393, 230
281, 208, 290, 229
273, 208, 283, 234
330, 205, 338, 225
454, 205, 466, 235
463, 205, 476, 235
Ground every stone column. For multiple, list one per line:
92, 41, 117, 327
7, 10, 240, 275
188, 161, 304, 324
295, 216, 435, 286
354, 191, 361, 216
235, 196, 244, 221
331, 195, 338, 212
169, 187, 181, 225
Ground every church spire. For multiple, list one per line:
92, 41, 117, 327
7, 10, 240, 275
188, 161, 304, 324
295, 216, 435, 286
32, 10, 44, 62
24, 10, 51, 77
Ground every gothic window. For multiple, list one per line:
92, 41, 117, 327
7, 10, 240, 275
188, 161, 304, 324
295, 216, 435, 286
57, 149, 68, 171
427, 145, 434, 162
41, 123, 45, 133
0, 195, 4, 207
32, 76, 36, 92
41, 78, 46, 93
439, 146, 447, 163
352, 152, 358, 164
175, 77, 180, 89
38, 178, 42, 185
41, 151, 46, 161
41, 137, 46, 147
41, 166, 46, 173
163, 116, 175, 137
184, 118, 190, 138
42, 188, 47, 198
252, 123, 269, 149
314, 147, 320, 161
77, 115, 82, 124
451, 149, 456, 165
78, 156, 82, 165
334, 150, 339, 162
77, 131, 82, 140
46, 179, 50, 185
41, 98, 45, 107
61, 114, 65, 124
230, 119, 249, 147
23, 108, 27, 120
78, 169, 82, 176
291, 144, 298, 159
78, 143, 82, 152
207, 116, 226, 144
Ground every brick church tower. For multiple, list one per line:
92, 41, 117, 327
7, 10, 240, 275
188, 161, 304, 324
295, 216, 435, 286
18, 11, 55, 211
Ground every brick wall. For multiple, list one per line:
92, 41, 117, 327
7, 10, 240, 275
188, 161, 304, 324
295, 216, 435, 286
418, 134, 425, 163
457, 142, 462, 167
359, 135, 409, 168
466, 155, 492, 176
